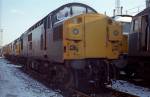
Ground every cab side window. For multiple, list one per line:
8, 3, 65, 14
40, 34, 43, 50
133, 19, 139, 33
140, 15, 149, 51
21, 39, 23, 50
28, 33, 32, 50
47, 16, 51, 29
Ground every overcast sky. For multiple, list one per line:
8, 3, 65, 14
1, 0, 146, 45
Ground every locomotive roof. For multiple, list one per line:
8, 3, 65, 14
112, 15, 132, 18
134, 7, 150, 17
112, 15, 132, 22
5, 3, 98, 47
51, 2, 97, 14
26, 2, 97, 33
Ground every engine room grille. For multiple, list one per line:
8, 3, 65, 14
53, 24, 63, 41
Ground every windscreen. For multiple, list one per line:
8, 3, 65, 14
122, 22, 131, 34
53, 5, 96, 24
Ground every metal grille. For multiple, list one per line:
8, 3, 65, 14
53, 25, 63, 41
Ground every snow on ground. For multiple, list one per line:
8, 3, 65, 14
112, 80, 150, 97
2, 57, 150, 97
0, 58, 63, 97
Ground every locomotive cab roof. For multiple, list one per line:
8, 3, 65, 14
134, 7, 150, 18
51, 2, 97, 14
112, 15, 132, 22
26, 3, 97, 33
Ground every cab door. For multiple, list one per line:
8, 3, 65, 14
140, 15, 150, 52
51, 23, 64, 62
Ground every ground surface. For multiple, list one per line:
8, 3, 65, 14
0, 57, 150, 97
112, 80, 150, 97
0, 58, 63, 97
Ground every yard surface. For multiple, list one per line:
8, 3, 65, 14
0, 58, 62, 97
0, 57, 150, 97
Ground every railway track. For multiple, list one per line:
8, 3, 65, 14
111, 89, 139, 97
69, 88, 139, 97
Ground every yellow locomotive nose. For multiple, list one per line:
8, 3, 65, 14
63, 13, 122, 60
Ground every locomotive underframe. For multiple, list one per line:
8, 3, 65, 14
9, 55, 117, 94
127, 7, 150, 80
124, 56, 150, 80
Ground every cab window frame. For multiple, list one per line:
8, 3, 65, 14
133, 19, 140, 33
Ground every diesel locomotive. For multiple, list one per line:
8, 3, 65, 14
0, 48, 2, 57
126, 7, 150, 79
113, 15, 132, 54
112, 15, 132, 71
2, 3, 123, 93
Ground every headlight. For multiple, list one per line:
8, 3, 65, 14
72, 28, 79, 35
113, 31, 119, 36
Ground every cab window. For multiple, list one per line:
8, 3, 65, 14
53, 7, 71, 24
122, 22, 131, 34
87, 8, 95, 13
72, 6, 86, 16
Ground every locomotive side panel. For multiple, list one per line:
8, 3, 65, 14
22, 24, 46, 60
128, 31, 139, 56
22, 33, 28, 57
126, 7, 150, 79
49, 23, 64, 62
15, 39, 21, 56
129, 8, 150, 57
128, 17, 141, 56
46, 27, 53, 61
0, 48, 1, 57
31, 24, 45, 59
8, 43, 13, 56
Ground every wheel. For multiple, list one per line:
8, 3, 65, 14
40, 62, 49, 74
124, 64, 135, 78
50, 64, 73, 89
26, 59, 31, 70
109, 63, 119, 80
72, 60, 109, 94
